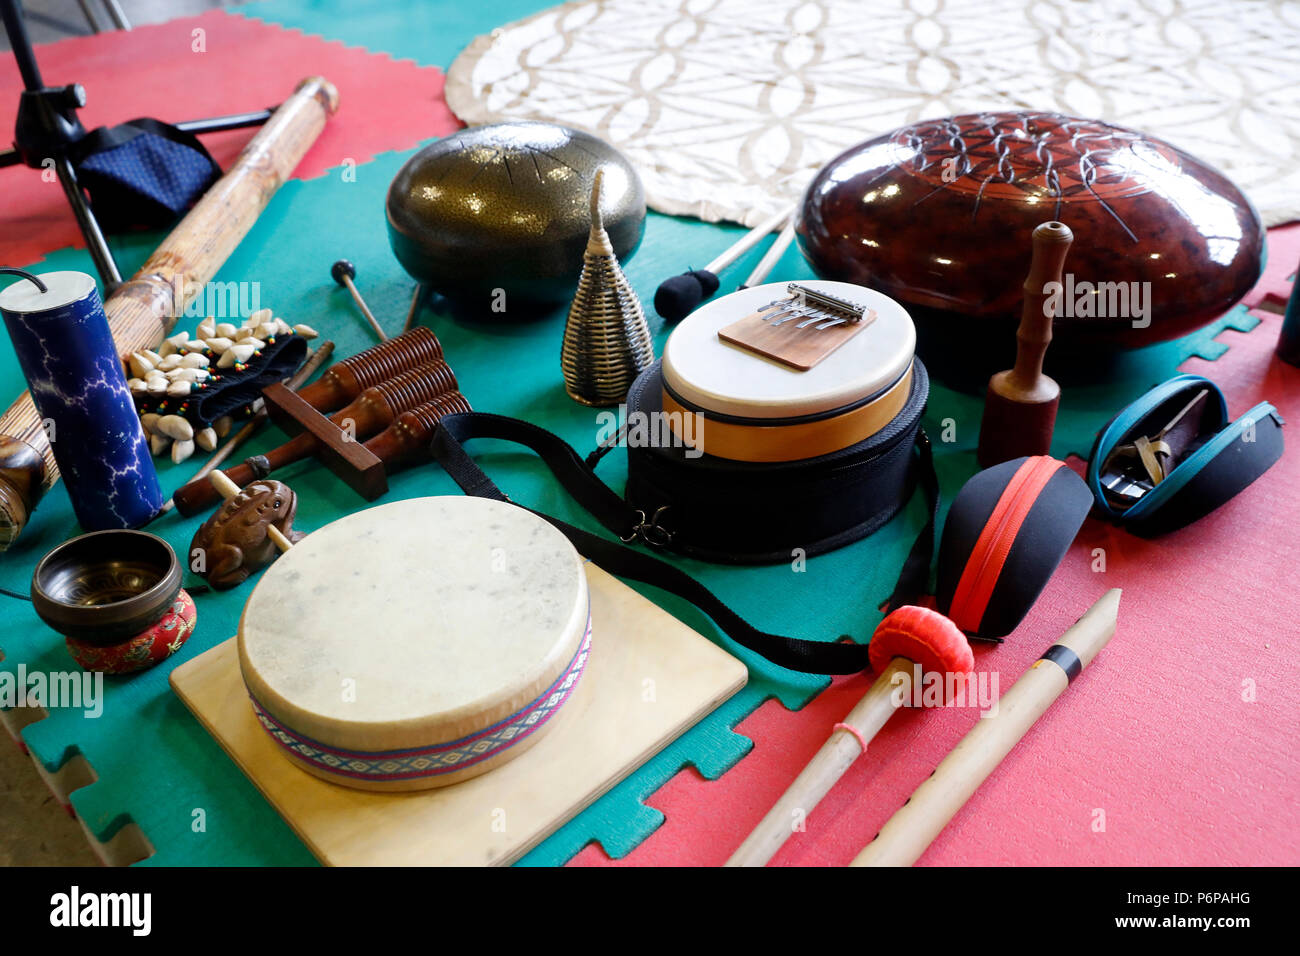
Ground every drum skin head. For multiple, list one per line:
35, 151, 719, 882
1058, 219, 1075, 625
238, 496, 589, 791
662, 280, 915, 420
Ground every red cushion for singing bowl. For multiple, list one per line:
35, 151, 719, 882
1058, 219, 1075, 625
797, 111, 1264, 350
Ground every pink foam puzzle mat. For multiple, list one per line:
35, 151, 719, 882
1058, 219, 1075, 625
0, 8, 459, 267
573, 223, 1300, 867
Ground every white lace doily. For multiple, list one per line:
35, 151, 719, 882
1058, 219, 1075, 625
446, 0, 1300, 227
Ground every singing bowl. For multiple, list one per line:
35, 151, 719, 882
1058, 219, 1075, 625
386, 121, 645, 309
797, 111, 1265, 350
31, 529, 182, 645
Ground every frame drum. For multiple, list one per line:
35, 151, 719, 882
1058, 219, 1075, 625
238, 496, 590, 792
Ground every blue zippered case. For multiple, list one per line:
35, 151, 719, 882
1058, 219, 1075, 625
1086, 374, 1284, 536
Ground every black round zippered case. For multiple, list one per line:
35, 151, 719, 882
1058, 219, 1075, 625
935, 456, 1093, 641
620, 358, 930, 564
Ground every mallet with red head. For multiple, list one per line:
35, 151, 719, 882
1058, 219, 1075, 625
726, 605, 974, 867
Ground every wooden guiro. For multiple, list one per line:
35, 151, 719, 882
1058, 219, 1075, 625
0, 75, 339, 550
209, 470, 295, 554
976, 221, 1073, 468
171, 357, 458, 515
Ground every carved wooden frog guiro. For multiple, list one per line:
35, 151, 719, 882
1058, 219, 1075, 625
190, 479, 305, 589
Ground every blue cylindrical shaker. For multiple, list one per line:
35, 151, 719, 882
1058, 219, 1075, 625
0, 270, 163, 529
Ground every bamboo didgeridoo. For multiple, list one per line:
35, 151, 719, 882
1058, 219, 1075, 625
850, 589, 1121, 867
0, 75, 339, 551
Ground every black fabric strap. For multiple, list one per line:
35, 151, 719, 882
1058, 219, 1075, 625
430, 412, 938, 675
884, 429, 938, 612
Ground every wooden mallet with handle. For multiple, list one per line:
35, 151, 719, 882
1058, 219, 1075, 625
977, 220, 1074, 468
726, 605, 974, 867
851, 588, 1121, 867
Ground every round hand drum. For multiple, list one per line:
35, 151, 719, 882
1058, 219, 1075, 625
238, 497, 591, 792
661, 280, 916, 462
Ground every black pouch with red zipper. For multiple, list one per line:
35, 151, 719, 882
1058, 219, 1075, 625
935, 455, 1092, 642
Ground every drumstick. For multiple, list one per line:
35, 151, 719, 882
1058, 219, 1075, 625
0, 75, 339, 551
726, 606, 973, 867
653, 205, 793, 321
851, 589, 1121, 867
738, 218, 798, 290
209, 469, 294, 553
707, 206, 795, 274
402, 283, 428, 334
330, 260, 389, 341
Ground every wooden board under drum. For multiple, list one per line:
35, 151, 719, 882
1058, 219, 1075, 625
169, 563, 747, 866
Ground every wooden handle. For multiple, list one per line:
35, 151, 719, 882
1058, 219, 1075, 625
209, 469, 292, 553
740, 218, 797, 289
850, 590, 1121, 867
704, 204, 795, 275
1005, 221, 1072, 399
726, 657, 911, 867
0, 76, 338, 548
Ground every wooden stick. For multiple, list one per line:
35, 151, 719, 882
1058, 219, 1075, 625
341, 272, 388, 341
402, 284, 427, 334
726, 657, 911, 867
977, 220, 1073, 467
705, 205, 795, 275
739, 218, 797, 289
209, 470, 293, 553
850, 589, 1122, 867
0, 75, 338, 548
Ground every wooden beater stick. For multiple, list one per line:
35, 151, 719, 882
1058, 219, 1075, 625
738, 217, 797, 289
851, 589, 1121, 867
976, 220, 1073, 467
0, 75, 339, 549
704, 204, 795, 275
208, 470, 294, 553
727, 606, 973, 867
